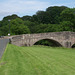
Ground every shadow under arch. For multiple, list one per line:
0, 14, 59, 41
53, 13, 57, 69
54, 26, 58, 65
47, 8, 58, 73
71, 44, 75, 48
33, 39, 62, 47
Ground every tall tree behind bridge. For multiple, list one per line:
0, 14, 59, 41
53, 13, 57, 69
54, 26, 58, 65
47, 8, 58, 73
31, 6, 68, 24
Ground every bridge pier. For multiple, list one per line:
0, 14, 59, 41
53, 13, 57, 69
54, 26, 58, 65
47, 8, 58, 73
63, 42, 71, 48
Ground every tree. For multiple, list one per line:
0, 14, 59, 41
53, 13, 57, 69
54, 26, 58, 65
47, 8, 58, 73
46, 6, 68, 24
35, 23, 59, 33
0, 6, 75, 36
0, 18, 30, 35
21, 15, 32, 21
31, 15, 39, 22
0, 24, 10, 36
35, 11, 48, 23
59, 21, 73, 31
32, 11, 53, 24
60, 8, 75, 31
10, 18, 30, 35
32, 6, 68, 24
60, 8, 75, 21
3, 14, 19, 21
24, 20, 39, 33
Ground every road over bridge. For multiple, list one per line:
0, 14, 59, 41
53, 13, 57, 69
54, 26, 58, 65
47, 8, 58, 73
9, 31, 75, 48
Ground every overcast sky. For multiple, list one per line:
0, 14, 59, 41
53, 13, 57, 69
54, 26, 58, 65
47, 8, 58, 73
0, 0, 75, 20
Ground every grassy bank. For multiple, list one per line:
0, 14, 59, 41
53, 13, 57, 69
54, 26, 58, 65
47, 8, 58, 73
0, 44, 75, 75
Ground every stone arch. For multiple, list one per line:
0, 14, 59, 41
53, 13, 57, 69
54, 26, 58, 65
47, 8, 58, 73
32, 38, 63, 47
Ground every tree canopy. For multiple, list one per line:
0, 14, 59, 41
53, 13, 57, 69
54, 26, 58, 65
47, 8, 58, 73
0, 6, 75, 36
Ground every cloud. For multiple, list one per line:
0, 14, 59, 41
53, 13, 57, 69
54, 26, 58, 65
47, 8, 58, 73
0, 0, 50, 20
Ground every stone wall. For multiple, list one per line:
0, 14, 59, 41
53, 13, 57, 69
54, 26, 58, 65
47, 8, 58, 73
10, 31, 75, 48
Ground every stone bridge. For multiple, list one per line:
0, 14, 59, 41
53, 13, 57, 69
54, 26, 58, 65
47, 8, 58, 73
9, 31, 75, 48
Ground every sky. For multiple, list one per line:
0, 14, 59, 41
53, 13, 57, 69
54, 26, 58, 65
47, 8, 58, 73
0, 0, 75, 20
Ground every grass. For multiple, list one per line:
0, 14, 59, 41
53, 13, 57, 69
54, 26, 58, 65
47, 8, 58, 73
0, 44, 75, 75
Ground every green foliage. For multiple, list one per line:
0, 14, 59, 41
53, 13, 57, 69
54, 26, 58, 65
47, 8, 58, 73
10, 18, 30, 35
0, 25, 9, 36
35, 23, 60, 33
35, 11, 51, 24
60, 8, 75, 31
31, 6, 68, 24
60, 8, 75, 21
34, 39, 62, 47
46, 6, 68, 24
0, 18, 30, 35
59, 21, 74, 31
21, 15, 32, 21
0, 6, 75, 36
3, 14, 19, 21
24, 20, 39, 33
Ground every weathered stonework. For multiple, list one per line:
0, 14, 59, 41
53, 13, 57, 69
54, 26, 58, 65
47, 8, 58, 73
9, 31, 75, 48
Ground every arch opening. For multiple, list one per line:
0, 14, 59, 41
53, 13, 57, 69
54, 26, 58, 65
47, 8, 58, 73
71, 44, 75, 48
34, 39, 62, 47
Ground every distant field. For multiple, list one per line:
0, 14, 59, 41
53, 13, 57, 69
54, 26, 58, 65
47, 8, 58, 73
0, 44, 75, 75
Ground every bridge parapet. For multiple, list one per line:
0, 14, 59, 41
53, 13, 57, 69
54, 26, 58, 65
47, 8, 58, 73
9, 31, 75, 48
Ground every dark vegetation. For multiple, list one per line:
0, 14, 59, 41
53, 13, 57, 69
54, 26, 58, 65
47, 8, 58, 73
34, 39, 62, 47
72, 44, 75, 48
0, 6, 75, 47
